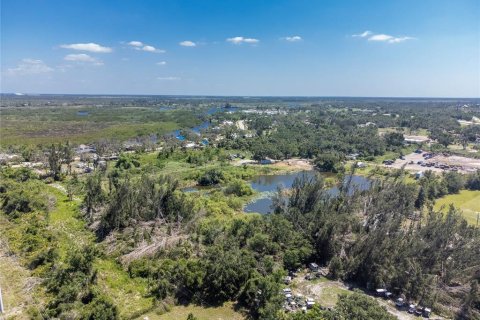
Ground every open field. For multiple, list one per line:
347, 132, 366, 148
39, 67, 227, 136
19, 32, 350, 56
136, 302, 245, 320
434, 190, 480, 225
291, 275, 351, 308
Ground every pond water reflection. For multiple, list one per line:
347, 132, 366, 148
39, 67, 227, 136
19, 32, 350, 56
244, 171, 371, 214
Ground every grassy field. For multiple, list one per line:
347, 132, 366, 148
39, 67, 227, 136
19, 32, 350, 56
434, 190, 480, 225
377, 127, 429, 137
95, 260, 155, 318
317, 286, 352, 307
136, 302, 245, 320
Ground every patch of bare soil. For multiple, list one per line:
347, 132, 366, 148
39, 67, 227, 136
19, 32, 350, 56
272, 158, 314, 170
387, 152, 480, 174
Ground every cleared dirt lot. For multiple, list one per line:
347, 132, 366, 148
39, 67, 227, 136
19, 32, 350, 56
386, 152, 480, 174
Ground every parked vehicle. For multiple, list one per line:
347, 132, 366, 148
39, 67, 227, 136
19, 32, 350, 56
395, 298, 405, 308
408, 304, 416, 314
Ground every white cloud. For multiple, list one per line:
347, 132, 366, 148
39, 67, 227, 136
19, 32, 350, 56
226, 36, 260, 45
60, 42, 112, 53
157, 76, 180, 80
387, 36, 415, 43
283, 36, 302, 42
352, 31, 372, 38
179, 40, 196, 47
368, 34, 415, 43
243, 38, 259, 44
142, 45, 157, 52
128, 41, 143, 47
138, 45, 165, 53
64, 53, 103, 65
353, 31, 415, 43
127, 41, 165, 53
368, 34, 394, 42
156, 61, 167, 66
6, 59, 54, 76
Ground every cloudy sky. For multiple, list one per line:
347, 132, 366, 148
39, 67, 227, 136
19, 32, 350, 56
1, 0, 479, 97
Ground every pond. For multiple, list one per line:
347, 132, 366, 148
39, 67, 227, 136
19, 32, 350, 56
181, 170, 371, 214
244, 171, 371, 214
77, 111, 89, 116
250, 171, 316, 192
170, 106, 239, 140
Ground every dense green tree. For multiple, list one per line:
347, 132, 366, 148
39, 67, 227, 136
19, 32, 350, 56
442, 171, 465, 194
115, 154, 140, 170
224, 179, 254, 196
239, 273, 283, 319
466, 170, 480, 190
46, 143, 63, 180
198, 168, 224, 186
99, 175, 194, 237
430, 129, 454, 148
81, 294, 118, 320
84, 172, 105, 221
384, 132, 405, 149
314, 153, 344, 173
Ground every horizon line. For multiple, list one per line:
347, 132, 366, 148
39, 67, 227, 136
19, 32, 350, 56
1, 92, 479, 100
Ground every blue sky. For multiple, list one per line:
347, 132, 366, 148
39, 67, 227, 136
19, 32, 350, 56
1, 0, 479, 97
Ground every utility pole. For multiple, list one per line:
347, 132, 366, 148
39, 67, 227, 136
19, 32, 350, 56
0, 286, 4, 314
476, 212, 479, 230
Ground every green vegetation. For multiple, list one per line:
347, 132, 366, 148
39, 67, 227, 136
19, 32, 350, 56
1, 96, 480, 320
435, 190, 480, 225
274, 173, 480, 319
137, 302, 244, 320
0, 169, 153, 319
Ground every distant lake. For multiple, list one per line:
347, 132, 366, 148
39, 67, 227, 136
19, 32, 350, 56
157, 106, 174, 111
77, 111, 89, 116
244, 171, 371, 214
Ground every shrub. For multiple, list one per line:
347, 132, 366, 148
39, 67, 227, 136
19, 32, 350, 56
198, 168, 224, 186
224, 179, 254, 197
